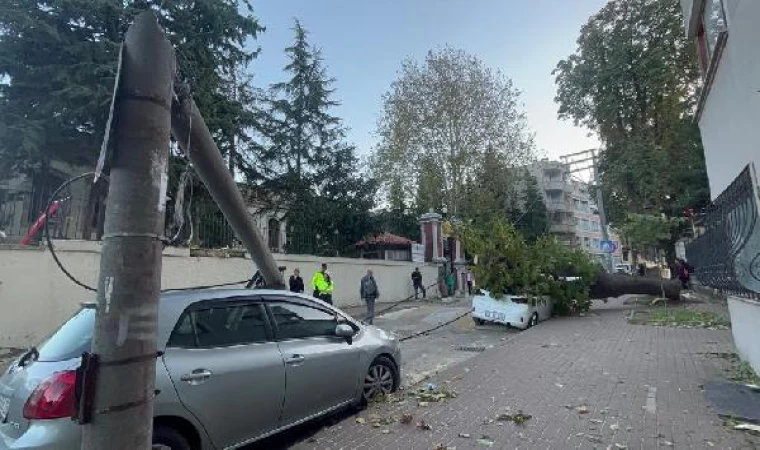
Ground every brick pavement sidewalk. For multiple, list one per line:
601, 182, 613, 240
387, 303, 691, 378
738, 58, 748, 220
293, 297, 759, 450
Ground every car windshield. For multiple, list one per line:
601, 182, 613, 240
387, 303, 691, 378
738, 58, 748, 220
37, 306, 95, 362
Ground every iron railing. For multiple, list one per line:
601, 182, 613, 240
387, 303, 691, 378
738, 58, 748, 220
686, 164, 760, 298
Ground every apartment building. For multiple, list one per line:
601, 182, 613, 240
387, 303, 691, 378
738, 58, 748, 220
527, 159, 623, 267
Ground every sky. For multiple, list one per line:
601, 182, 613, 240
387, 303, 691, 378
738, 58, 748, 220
249, 0, 607, 161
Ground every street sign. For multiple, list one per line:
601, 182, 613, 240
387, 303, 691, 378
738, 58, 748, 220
599, 240, 618, 253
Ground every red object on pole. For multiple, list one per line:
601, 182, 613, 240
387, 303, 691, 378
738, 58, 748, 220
19, 201, 61, 246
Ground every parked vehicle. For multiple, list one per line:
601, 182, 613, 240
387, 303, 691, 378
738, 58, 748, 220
471, 290, 552, 330
0, 289, 401, 450
615, 264, 633, 275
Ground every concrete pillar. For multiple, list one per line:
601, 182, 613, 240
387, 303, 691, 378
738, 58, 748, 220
419, 211, 445, 263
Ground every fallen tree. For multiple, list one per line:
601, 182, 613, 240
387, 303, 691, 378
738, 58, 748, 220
459, 217, 681, 314
590, 272, 681, 301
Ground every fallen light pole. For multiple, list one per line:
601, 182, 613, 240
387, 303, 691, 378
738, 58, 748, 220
170, 81, 284, 288
82, 11, 174, 450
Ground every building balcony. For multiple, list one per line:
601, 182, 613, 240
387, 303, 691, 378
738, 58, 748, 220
544, 179, 570, 192
549, 223, 576, 234
545, 201, 573, 213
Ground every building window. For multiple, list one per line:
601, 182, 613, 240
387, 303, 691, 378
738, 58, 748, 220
267, 218, 280, 251
703, 0, 726, 54
696, 0, 727, 74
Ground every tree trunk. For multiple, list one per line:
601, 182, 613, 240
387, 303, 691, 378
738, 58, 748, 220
590, 272, 681, 300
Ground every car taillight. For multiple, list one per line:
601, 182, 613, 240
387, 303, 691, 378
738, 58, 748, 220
23, 370, 76, 420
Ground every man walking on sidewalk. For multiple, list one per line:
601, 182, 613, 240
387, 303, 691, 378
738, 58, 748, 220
466, 271, 474, 295
360, 269, 379, 324
412, 267, 426, 299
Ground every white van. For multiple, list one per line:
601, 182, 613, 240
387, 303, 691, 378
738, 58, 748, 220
471, 290, 552, 330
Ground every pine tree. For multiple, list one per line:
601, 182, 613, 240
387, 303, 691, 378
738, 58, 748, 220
0, 0, 263, 183
516, 173, 549, 243
256, 20, 375, 255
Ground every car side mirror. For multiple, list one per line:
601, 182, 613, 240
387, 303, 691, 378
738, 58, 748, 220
335, 324, 355, 345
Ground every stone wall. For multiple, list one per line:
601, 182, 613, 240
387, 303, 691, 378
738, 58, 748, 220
0, 241, 440, 347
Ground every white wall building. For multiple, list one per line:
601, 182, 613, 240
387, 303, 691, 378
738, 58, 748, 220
679, 0, 760, 373
680, 0, 760, 198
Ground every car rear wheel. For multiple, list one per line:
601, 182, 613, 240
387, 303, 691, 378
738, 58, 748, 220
473, 317, 485, 325
363, 356, 397, 402
152, 426, 192, 450
527, 312, 539, 328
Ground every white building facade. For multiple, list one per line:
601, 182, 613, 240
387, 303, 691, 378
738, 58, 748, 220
680, 0, 760, 198
679, 0, 760, 373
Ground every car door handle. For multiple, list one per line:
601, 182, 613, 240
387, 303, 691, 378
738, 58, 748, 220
285, 354, 305, 365
180, 369, 213, 384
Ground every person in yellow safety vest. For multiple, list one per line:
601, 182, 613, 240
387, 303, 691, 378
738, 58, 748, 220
312, 263, 334, 305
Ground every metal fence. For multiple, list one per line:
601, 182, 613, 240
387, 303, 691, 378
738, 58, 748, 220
686, 164, 760, 298
2, 180, 391, 260
0, 186, 93, 241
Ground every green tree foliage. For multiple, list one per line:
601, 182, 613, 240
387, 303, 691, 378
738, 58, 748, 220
255, 20, 375, 255
553, 0, 709, 228
0, 0, 263, 182
375, 47, 535, 217
512, 172, 548, 244
459, 217, 598, 314
619, 213, 683, 253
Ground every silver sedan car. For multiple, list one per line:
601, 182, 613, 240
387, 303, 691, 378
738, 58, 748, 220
0, 289, 401, 449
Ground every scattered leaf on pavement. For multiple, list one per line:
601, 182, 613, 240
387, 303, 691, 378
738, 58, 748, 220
476, 435, 495, 447
417, 419, 432, 431
495, 411, 532, 425
400, 413, 414, 424
356, 418, 366, 424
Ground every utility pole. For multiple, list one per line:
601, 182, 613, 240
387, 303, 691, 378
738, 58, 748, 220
171, 80, 284, 287
561, 149, 614, 273
82, 12, 175, 450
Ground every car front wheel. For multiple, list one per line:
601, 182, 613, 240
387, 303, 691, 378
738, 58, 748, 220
363, 356, 397, 402
152, 426, 192, 450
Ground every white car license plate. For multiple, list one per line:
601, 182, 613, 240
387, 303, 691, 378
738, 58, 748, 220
0, 394, 10, 422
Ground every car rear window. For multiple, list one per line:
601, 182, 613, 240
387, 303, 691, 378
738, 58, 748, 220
37, 307, 95, 362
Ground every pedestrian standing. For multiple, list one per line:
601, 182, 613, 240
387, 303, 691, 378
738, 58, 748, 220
289, 268, 304, 293
677, 258, 692, 289
466, 271, 474, 295
312, 263, 335, 304
411, 267, 426, 299
360, 269, 379, 324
